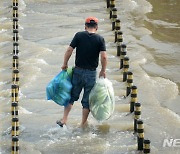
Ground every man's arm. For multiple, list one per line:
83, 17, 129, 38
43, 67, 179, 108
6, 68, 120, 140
61, 46, 74, 70
99, 51, 107, 78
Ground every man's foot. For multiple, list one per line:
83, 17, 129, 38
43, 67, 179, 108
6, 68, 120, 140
56, 120, 65, 127
80, 121, 89, 129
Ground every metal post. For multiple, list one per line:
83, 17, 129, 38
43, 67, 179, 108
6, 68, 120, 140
123, 56, 129, 82
114, 19, 121, 43
130, 86, 137, 112
13, 30, 19, 42
120, 44, 126, 69
11, 102, 18, 118
12, 69, 19, 85
137, 120, 144, 151
13, 0, 18, 7
13, 18, 18, 30
109, 0, 115, 19
106, 0, 110, 8
13, 42, 19, 55
134, 102, 141, 133
13, 55, 19, 70
116, 31, 123, 56
12, 117, 19, 137
111, 8, 117, 31
126, 72, 133, 97
12, 136, 19, 154
143, 139, 151, 153
13, 6, 18, 18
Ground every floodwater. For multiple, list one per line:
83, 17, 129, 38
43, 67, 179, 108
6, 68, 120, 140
0, 0, 180, 153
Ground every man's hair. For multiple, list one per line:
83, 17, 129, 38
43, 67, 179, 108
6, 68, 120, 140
85, 20, 98, 28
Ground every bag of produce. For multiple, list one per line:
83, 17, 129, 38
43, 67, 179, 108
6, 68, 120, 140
46, 68, 73, 106
89, 78, 115, 121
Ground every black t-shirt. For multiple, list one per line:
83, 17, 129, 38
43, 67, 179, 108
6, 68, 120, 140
70, 31, 106, 70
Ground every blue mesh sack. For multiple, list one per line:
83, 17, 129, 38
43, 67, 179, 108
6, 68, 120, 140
46, 68, 73, 106
89, 78, 115, 121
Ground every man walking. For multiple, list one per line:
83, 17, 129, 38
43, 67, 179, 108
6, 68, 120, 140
57, 16, 107, 128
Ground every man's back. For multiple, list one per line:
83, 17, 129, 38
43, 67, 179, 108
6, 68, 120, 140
70, 31, 106, 70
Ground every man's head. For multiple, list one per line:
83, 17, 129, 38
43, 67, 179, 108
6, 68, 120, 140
85, 17, 98, 29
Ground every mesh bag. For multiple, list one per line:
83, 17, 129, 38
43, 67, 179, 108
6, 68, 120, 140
89, 78, 115, 121
46, 68, 73, 106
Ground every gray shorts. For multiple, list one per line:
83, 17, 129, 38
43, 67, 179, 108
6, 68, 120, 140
69, 67, 96, 109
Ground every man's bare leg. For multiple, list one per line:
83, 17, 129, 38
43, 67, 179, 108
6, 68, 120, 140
81, 108, 90, 128
60, 103, 73, 124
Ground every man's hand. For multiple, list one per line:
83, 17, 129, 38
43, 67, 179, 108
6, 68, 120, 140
99, 70, 106, 78
61, 65, 68, 70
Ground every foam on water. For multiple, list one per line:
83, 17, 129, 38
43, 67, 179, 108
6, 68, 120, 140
151, 19, 179, 28
0, 89, 11, 98
0, 29, 7, 34
0, 17, 8, 22
0, 41, 10, 47
19, 0, 27, 10
19, 106, 33, 114
117, 0, 152, 15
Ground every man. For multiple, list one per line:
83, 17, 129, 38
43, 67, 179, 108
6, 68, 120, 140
57, 16, 107, 128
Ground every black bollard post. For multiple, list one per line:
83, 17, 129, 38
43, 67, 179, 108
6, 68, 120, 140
13, 29, 19, 42
137, 120, 144, 151
144, 139, 151, 153
106, 0, 110, 8
12, 69, 19, 85
126, 72, 133, 97
130, 86, 137, 112
13, 42, 19, 55
123, 56, 129, 82
120, 44, 126, 69
109, 0, 115, 19
116, 31, 123, 57
13, 6, 18, 18
11, 84, 19, 103
115, 19, 121, 43
13, 18, 18, 30
12, 117, 19, 137
12, 102, 18, 118
13, 55, 19, 70
13, 0, 18, 7
111, 8, 117, 31
12, 136, 19, 154
134, 102, 141, 133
